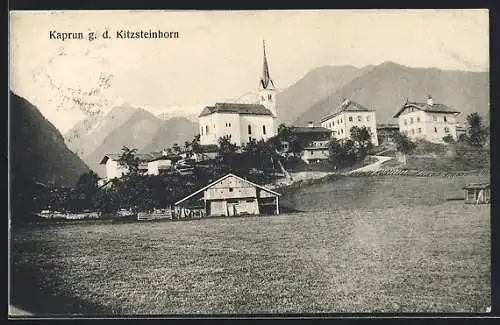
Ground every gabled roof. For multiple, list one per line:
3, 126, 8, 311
320, 99, 374, 122
463, 183, 490, 190
175, 173, 281, 206
393, 101, 460, 118
376, 123, 399, 130
290, 126, 332, 134
199, 103, 274, 117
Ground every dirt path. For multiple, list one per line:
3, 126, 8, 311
344, 155, 392, 174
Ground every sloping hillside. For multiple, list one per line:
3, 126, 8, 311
64, 104, 138, 158
276, 65, 373, 125
10, 92, 90, 187
84, 109, 164, 175
294, 62, 489, 126
142, 117, 198, 153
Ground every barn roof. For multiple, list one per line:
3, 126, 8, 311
320, 99, 374, 122
175, 173, 281, 206
199, 102, 274, 117
463, 183, 490, 190
393, 101, 460, 118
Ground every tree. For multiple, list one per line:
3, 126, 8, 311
328, 138, 357, 169
172, 143, 182, 154
393, 132, 416, 165
117, 146, 140, 175
350, 126, 373, 159
442, 134, 455, 144
218, 136, 237, 156
191, 134, 201, 154
466, 112, 488, 147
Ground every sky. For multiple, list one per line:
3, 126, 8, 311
10, 9, 489, 133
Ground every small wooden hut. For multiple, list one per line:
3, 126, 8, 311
463, 183, 490, 204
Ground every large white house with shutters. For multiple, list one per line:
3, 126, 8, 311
393, 96, 460, 143
320, 99, 379, 146
199, 41, 278, 147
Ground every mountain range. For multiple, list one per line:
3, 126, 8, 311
60, 61, 488, 177
65, 106, 199, 176
293, 61, 489, 126
10, 92, 90, 187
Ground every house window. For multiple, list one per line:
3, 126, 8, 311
444, 116, 447, 122
417, 117, 421, 123
410, 117, 414, 124
309, 150, 314, 155
418, 128, 422, 133
411, 129, 415, 135
366, 115, 370, 121
358, 115, 362, 122
340, 119, 343, 123
341, 129, 343, 134
444, 127, 450, 133
229, 188, 233, 192
268, 94, 272, 101
206, 125, 209, 134
263, 125, 266, 135
433, 115, 437, 122
349, 116, 353, 122
261, 96, 265, 101
404, 119, 407, 125
434, 127, 438, 133
248, 125, 252, 135
229, 122, 231, 127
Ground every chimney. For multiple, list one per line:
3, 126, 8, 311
427, 95, 433, 106
308, 121, 314, 128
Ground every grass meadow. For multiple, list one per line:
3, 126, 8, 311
10, 175, 490, 315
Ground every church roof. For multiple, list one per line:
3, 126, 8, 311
198, 102, 274, 117
320, 99, 374, 122
393, 101, 460, 118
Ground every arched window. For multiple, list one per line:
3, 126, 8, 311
268, 94, 272, 101
248, 125, 252, 135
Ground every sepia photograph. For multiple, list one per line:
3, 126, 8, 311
8, 9, 490, 316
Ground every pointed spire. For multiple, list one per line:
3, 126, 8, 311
260, 40, 275, 90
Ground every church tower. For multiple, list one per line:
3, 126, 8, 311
259, 40, 277, 118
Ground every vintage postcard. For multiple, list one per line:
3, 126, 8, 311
9, 9, 490, 316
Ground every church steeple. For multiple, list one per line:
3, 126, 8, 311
259, 40, 277, 118
260, 40, 275, 90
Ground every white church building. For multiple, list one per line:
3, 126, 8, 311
199, 41, 278, 147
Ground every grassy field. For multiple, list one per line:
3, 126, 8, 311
10, 175, 490, 315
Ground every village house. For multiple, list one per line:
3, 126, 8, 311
99, 150, 178, 181
393, 95, 460, 143
376, 123, 400, 145
320, 99, 379, 146
279, 122, 332, 154
199, 41, 278, 147
174, 173, 281, 218
301, 140, 330, 164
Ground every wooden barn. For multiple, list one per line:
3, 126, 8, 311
174, 173, 281, 218
463, 183, 490, 204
